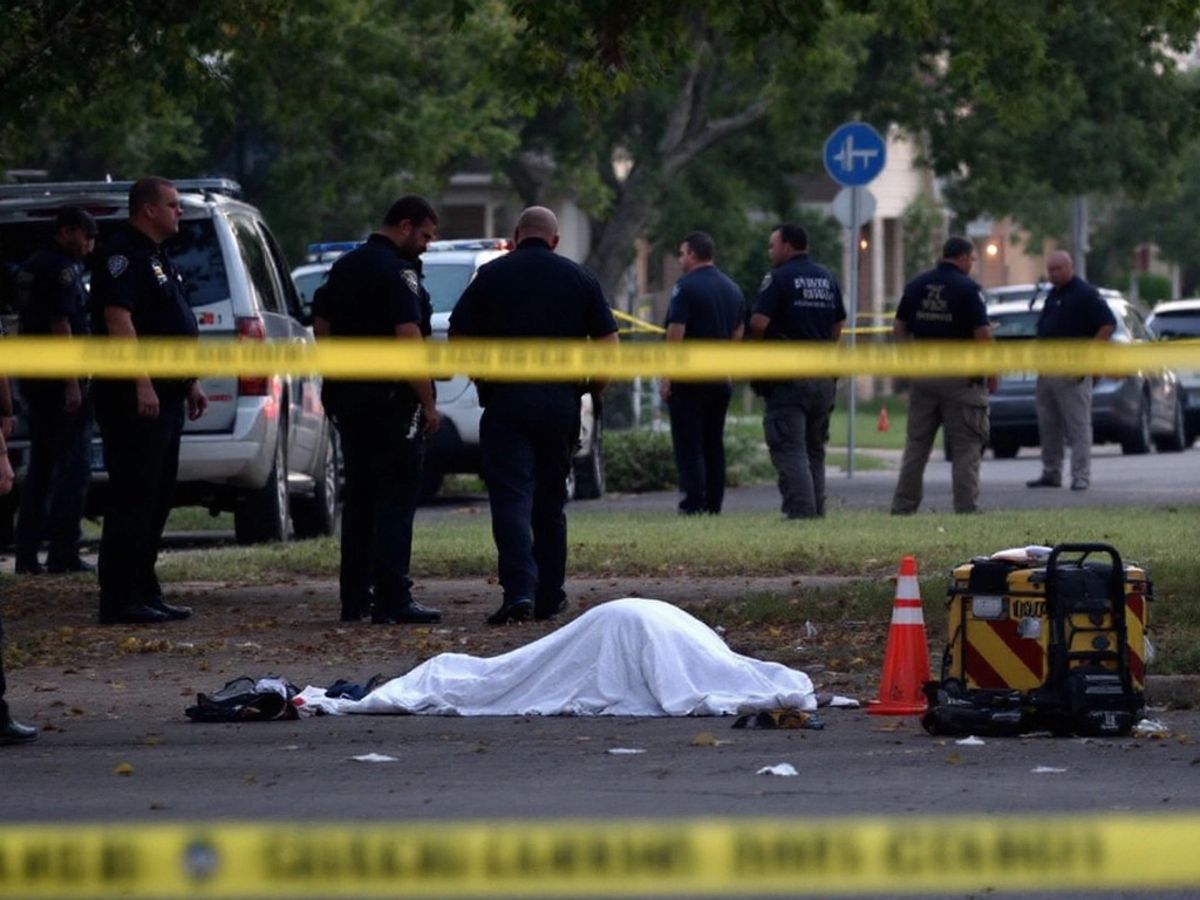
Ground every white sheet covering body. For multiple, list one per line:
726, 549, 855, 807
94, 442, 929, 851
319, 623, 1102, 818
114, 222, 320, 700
298, 598, 816, 717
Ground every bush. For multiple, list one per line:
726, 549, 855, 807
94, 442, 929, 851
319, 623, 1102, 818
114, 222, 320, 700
604, 421, 777, 493
1138, 273, 1172, 306
604, 429, 677, 493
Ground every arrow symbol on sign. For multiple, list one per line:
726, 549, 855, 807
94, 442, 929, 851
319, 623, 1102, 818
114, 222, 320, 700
833, 136, 880, 172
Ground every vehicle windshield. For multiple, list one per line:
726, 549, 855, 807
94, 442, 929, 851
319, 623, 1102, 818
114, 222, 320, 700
293, 269, 327, 307
423, 262, 474, 313
989, 310, 1040, 339
1148, 311, 1200, 339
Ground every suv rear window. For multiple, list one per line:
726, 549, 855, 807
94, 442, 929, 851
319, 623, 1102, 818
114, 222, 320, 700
0, 217, 228, 312
166, 219, 230, 309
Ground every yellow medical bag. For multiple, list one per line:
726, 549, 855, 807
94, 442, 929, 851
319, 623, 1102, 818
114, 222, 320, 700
924, 543, 1151, 737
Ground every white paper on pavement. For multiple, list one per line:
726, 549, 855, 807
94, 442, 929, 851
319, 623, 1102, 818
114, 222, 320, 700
297, 598, 817, 717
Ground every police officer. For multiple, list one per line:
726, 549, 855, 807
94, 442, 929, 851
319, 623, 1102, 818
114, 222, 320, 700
891, 236, 995, 515
660, 231, 745, 515
312, 195, 443, 625
14, 207, 98, 575
749, 223, 846, 519
0, 387, 37, 744
1026, 250, 1116, 492
450, 206, 618, 625
90, 177, 208, 624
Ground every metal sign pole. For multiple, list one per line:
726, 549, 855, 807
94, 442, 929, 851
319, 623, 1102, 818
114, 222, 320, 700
847, 186, 859, 479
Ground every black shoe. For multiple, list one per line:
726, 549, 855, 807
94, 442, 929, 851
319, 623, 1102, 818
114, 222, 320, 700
534, 598, 569, 621
1026, 474, 1062, 488
340, 606, 367, 623
46, 557, 96, 574
148, 597, 193, 620
372, 600, 442, 625
98, 602, 170, 625
0, 719, 38, 746
486, 598, 533, 625
1070, 477, 1089, 491
14, 557, 44, 575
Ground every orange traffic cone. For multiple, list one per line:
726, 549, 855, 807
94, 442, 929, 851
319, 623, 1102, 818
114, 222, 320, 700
876, 404, 890, 432
868, 555, 931, 715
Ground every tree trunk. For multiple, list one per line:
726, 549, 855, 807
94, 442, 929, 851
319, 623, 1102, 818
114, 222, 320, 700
582, 89, 768, 304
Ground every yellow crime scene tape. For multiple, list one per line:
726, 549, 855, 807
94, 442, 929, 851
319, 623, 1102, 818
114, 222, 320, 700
2, 814, 1200, 897
3, 336, 1200, 381
611, 309, 666, 335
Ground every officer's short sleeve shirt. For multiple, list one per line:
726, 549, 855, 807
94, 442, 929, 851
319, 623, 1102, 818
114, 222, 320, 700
895, 261, 989, 340
1036, 276, 1117, 339
18, 247, 89, 336
752, 255, 846, 341
89, 224, 198, 340
665, 266, 745, 339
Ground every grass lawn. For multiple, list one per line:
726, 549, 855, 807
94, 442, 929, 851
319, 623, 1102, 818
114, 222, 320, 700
147, 504, 1200, 673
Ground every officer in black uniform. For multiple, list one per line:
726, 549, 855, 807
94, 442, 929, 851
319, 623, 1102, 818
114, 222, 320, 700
891, 235, 995, 515
0, 388, 37, 744
14, 207, 98, 575
312, 195, 443, 625
660, 231, 745, 515
749, 223, 846, 518
450, 206, 618, 625
90, 177, 208, 624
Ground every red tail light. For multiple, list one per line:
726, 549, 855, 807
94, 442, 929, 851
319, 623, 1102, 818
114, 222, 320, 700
236, 316, 269, 396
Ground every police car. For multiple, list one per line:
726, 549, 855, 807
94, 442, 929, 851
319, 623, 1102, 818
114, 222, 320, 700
0, 179, 339, 546
984, 290, 1186, 457
292, 239, 606, 501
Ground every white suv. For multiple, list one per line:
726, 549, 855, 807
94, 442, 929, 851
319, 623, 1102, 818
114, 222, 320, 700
0, 179, 339, 545
292, 238, 605, 500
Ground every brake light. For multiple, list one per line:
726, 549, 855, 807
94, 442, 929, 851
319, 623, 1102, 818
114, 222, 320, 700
236, 316, 269, 396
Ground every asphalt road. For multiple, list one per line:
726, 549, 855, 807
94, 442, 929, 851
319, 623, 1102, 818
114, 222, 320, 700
427, 443, 1200, 520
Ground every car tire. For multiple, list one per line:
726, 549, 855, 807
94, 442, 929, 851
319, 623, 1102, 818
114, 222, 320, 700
1120, 395, 1152, 456
235, 432, 292, 544
1152, 398, 1187, 453
991, 437, 1020, 459
571, 420, 605, 500
291, 429, 341, 538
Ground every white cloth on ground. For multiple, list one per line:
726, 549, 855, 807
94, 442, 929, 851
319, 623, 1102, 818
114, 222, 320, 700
297, 597, 817, 717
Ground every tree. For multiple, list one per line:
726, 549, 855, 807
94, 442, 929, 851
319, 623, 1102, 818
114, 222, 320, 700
491, 0, 1200, 299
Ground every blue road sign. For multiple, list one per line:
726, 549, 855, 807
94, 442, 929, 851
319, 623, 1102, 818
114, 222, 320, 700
823, 122, 886, 187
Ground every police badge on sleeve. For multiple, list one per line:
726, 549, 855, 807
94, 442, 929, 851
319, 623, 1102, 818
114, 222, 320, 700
107, 255, 129, 277
402, 269, 419, 295
59, 267, 76, 286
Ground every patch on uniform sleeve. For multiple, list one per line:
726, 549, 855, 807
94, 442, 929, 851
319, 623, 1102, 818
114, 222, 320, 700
670, 284, 680, 299
759, 273, 773, 292
59, 267, 77, 286
107, 255, 129, 277
402, 269, 419, 295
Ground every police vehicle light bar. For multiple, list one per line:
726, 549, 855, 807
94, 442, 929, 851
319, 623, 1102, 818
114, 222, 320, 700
0, 178, 242, 199
427, 238, 513, 252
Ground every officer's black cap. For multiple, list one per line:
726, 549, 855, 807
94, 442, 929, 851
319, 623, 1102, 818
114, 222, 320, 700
55, 207, 98, 237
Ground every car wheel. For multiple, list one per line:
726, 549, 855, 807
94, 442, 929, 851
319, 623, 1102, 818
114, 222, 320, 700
1120, 395, 1152, 455
991, 436, 1020, 459
292, 429, 342, 538
1152, 398, 1187, 453
571, 419, 605, 500
235, 432, 292, 544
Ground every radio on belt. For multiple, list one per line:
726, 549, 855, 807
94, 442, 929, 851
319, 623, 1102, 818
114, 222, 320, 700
923, 542, 1152, 737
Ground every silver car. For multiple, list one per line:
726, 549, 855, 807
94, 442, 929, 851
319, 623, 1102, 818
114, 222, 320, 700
984, 290, 1187, 457
0, 179, 338, 545
1146, 298, 1200, 446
